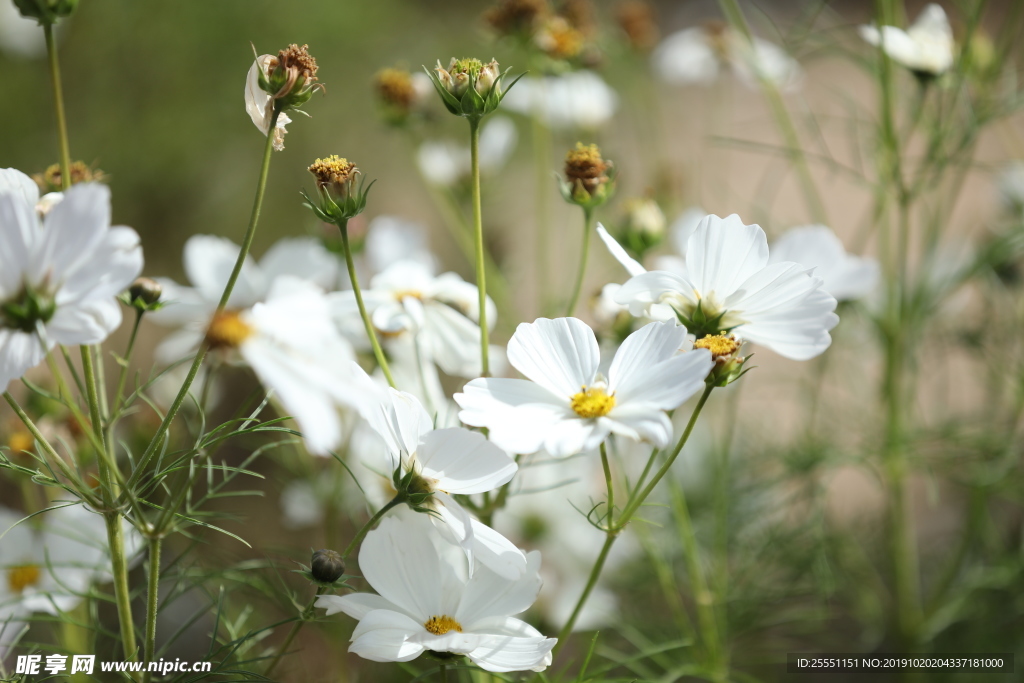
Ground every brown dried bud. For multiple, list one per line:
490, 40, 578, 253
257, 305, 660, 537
374, 68, 417, 111
564, 143, 611, 197
535, 17, 584, 60
616, 0, 659, 52
484, 0, 548, 36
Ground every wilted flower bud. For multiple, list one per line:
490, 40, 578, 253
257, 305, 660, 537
13, 0, 77, 23
427, 57, 518, 121
304, 156, 373, 225
484, 0, 548, 38
33, 161, 106, 194
615, 0, 659, 52
128, 277, 163, 306
259, 43, 322, 109
560, 142, 614, 207
310, 549, 345, 584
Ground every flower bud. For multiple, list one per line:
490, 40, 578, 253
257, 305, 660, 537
427, 57, 518, 121
535, 17, 584, 61
374, 67, 430, 126
560, 142, 614, 208
33, 161, 106, 194
310, 549, 345, 584
615, 0, 659, 52
484, 0, 548, 38
618, 197, 666, 258
128, 277, 163, 306
693, 333, 748, 387
13, 0, 77, 23
304, 156, 373, 226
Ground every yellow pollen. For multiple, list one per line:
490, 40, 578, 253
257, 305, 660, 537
393, 289, 423, 301
205, 310, 254, 349
7, 565, 41, 594
8, 430, 34, 454
693, 333, 739, 359
571, 386, 616, 418
424, 615, 463, 635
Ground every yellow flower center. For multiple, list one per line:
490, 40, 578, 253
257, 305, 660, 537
308, 155, 359, 189
424, 615, 463, 635
8, 430, 34, 454
7, 565, 41, 594
693, 333, 739, 359
393, 289, 423, 301
205, 310, 254, 349
571, 386, 616, 418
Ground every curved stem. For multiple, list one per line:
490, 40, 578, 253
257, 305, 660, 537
339, 220, 396, 388
125, 110, 280, 494
141, 537, 162, 683
342, 495, 404, 561
565, 207, 593, 317
468, 118, 490, 377
43, 22, 71, 190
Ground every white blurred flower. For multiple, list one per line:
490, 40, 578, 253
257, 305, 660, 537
150, 234, 337, 362
457, 318, 712, 457
501, 71, 618, 129
0, 1, 45, 58
653, 24, 801, 91
0, 504, 142, 619
316, 511, 555, 672
244, 55, 293, 151
0, 174, 143, 392
357, 379, 526, 579
769, 225, 879, 302
860, 4, 954, 76
613, 214, 839, 360
363, 216, 437, 275
417, 116, 518, 187
333, 259, 497, 378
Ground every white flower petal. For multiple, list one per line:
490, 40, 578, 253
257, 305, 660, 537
417, 428, 517, 494
348, 609, 427, 662
685, 214, 769, 299
652, 28, 720, 85
259, 237, 338, 291
358, 515, 444, 621
597, 224, 646, 276
183, 235, 264, 308
457, 551, 543, 626
317, 593, 401, 619
0, 329, 46, 392
507, 318, 599, 397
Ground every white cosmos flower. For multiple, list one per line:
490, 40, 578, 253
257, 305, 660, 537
417, 116, 518, 187
769, 225, 879, 302
0, 175, 142, 392
150, 234, 337, 362
859, 3, 954, 76
316, 510, 555, 672
653, 25, 801, 91
612, 214, 840, 360
502, 71, 618, 129
456, 318, 713, 457
357, 376, 526, 579
333, 259, 497, 378
199, 277, 359, 455
245, 55, 293, 151
0, 504, 142, 618
362, 215, 437, 275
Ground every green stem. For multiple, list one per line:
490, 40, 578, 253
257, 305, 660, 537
43, 21, 71, 190
141, 537, 162, 683
265, 587, 325, 677
553, 385, 715, 656
342, 495, 405, 560
339, 219, 396, 388
125, 109, 280, 494
565, 207, 593, 317
599, 441, 614, 525
104, 511, 139, 663
112, 310, 143, 417
468, 118, 490, 377
439, 663, 449, 683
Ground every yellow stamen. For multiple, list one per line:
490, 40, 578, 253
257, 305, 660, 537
571, 386, 616, 418
693, 333, 739, 359
7, 565, 41, 593
205, 310, 254, 349
424, 615, 463, 635
393, 289, 423, 301
308, 155, 359, 189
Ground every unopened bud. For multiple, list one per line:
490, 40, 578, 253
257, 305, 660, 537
428, 57, 515, 121
561, 143, 614, 208
129, 277, 163, 306
13, 0, 77, 23
311, 549, 345, 584
304, 156, 373, 225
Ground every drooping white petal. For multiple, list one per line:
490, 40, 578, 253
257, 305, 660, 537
417, 428, 517, 494
456, 551, 543, 626
597, 224, 646, 276
0, 329, 47, 393
244, 55, 292, 150
466, 519, 529, 581
348, 609, 427, 662
608, 322, 712, 408
317, 593, 403, 620
506, 318, 599, 397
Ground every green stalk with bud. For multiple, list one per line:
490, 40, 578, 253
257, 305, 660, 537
560, 143, 615, 317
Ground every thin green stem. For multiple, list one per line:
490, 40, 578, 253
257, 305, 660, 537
141, 537, 162, 683
599, 441, 614, 525
125, 109, 280, 494
342, 495, 405, 561
439, 663, 449, 683
104, 512, 139, 664
112, 310, 143, 417
565, 207, 593, 317
552, 534, 616, 658
265, 587, 325, 677
339, 219, 396, 388
43, 22, 71, 190
468, 118, 490, 377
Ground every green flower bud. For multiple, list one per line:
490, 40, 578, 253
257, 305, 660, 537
426, 57, 522, 122
310, 549, 345, 584
303, 156, 374, 226
693, 333, 750, 387
13, 0, 77, 24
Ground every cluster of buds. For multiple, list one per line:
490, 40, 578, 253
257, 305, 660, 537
427, 58, 518, 121
34, 162, 106, 194
693, 332, 749, 387
303, 156, 373, 226
560, 142, 614, 208
373, 67, 430, 126
615, 0, 659, 53
617, 197, 666, 259
13, 0, 77, 23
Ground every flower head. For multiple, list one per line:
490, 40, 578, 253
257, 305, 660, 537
608, 214, 840, 360
535, 16, 584, 60
768, 225, 879, 302
316, 510, 555, 672
860, 4, 954, 77
456, 318, 713, 457
259, 43, 321, 107
304, 156, 373, 226
33, 161, 105, 194
374, 67, 430, 125
502, 70, 618, 129
428, 57, 518, 121
0, 171, 142, 392
561, 142, 614, 207
484, 0, 549, 38
244, 55, 293, 151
